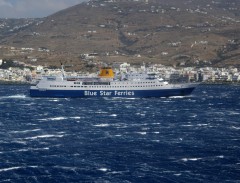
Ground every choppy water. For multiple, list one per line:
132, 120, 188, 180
0, 84, 239, 183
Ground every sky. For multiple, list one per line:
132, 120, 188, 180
0, 0, 87, 18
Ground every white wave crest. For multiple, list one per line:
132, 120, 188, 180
38, 117, 67, 121
24, 134, 64, 140
98, 168, 109, 172
0, 95, 27, 100
231, 126, 240, 130
70, 117, 81, 119
0, 166, 38, 172
93, 124, 110, 127
0, 167, 22, 172
137, 132, 147, 135
10, 129, 41, 134
181, 158, 202, 162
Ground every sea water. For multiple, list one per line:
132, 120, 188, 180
0, 84, 239, 183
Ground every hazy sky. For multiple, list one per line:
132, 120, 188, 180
0, 0, 87, 18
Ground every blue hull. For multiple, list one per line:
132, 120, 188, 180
30, 88, 196, 98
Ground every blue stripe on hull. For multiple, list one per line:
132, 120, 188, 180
30, 88, 195, 98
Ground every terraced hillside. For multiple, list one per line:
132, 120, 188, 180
0, 0, 239, 68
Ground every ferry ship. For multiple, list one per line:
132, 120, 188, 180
30, 67, 199, 98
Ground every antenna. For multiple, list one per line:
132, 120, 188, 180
60, 62, 65, 77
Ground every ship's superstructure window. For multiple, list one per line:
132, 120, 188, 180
47, 77, 56, 81
82, 82, 110, 85
50, 85, 66, 87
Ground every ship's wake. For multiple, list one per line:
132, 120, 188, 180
0, 94, 27, 100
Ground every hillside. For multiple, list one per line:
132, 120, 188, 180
0, 0, 240, 69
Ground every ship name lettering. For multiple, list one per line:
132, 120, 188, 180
84, 91, 97, 96
114, 91, 134, 96
100, 91, 112, 96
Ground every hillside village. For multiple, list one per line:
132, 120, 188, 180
0, 56, 239, 84
0, 0, 239, 83
0, 0, 239, 68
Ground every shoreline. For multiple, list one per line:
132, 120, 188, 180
201, 81, 240, 85
0, 80, 30, 85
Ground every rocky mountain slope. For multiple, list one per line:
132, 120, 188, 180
0, 0, 240, 68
